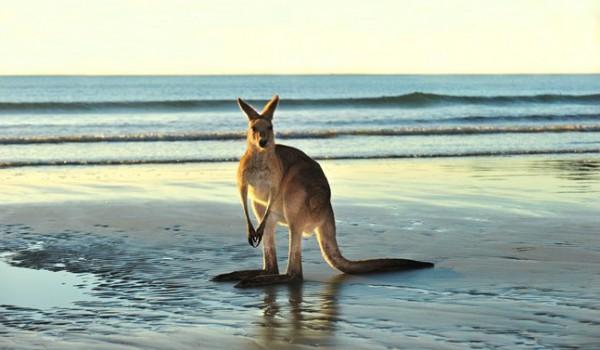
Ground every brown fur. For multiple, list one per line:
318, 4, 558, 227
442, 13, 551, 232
212, 96, 433, 288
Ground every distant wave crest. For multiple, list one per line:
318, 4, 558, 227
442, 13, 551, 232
317, 92, 600, 107
1, 124, 599, 145
1, 149, 599, 169
2, 92, 600, 112
426, 113, 600, 124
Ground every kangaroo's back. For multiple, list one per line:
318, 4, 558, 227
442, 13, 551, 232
275, 144, 331, 214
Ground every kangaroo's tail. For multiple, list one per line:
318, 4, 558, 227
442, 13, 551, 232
316, 208, 434, 274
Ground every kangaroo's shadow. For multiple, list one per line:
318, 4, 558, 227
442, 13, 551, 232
256, 274, 351, 348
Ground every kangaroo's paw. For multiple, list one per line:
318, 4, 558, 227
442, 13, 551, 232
234, 273, 302, 288
212, 269, 272, 282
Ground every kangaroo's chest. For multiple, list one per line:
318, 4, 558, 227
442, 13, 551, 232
240, 152, 282, 203
245, 165, 275, 199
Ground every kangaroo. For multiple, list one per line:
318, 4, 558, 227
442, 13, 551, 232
213, 95, 433, 288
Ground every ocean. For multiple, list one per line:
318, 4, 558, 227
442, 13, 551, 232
0, 74, 599, 167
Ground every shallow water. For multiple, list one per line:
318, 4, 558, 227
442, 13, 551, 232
1, 155, 599, 349
0, 256, 99, 310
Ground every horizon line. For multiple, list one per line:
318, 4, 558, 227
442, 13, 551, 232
2, 72, 600, 77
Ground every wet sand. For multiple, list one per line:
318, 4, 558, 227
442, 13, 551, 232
1, 155, 599, 349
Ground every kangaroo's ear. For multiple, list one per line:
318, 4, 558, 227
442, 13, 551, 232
237, 98, 260, 120
260, 95, 279, 120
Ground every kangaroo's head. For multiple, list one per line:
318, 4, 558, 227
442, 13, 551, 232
237, 95, 279, 151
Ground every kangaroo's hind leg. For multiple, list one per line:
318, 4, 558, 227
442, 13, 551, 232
212, 203, 279, 282
234, 224, 304, 288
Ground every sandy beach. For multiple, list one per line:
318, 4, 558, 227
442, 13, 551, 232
1, 155, 599, 349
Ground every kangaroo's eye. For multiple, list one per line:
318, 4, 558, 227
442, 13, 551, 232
251, 126, 257, 132
268, 125, 273, 130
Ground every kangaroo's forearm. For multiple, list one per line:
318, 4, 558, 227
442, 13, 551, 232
257, 188, 278, 228
239, 184, 253, 229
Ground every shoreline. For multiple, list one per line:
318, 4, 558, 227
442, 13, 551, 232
1, 153, 599, 204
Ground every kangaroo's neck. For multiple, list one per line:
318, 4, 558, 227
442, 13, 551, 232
245, 144, 277, 168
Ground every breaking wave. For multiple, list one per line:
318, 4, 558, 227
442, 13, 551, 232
1, 149, 599, 169
1, 125, 599, 145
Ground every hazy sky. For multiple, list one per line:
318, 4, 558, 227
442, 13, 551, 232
1, 0, 599, 75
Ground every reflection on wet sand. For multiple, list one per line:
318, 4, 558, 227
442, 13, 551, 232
256, 274, 350, 348
533, 158, 600, 180
458, 156, 600, 194
530, 158, 600, 193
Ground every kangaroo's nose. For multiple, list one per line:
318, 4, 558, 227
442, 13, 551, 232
259, 139, 268, 147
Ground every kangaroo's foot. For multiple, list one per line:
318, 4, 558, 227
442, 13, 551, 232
234, 273, 302, 288
212, 269, 274, 282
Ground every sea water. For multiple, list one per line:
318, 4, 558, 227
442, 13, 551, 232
0, 75, 599, 166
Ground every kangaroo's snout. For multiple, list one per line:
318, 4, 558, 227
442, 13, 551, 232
259, 138, 268, 148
